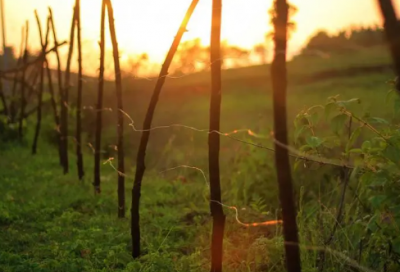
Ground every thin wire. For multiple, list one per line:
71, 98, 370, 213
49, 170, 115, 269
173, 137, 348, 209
120, 108, 354, 169
211, 200, 283, 227
159, 164, 209, 188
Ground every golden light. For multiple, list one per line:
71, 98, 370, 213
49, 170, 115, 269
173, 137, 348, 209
2, 0, 397, 76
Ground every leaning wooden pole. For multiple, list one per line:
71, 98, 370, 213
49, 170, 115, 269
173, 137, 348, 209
94, 0, 106, 194
209, 0, 225, 271
270, 1, 301, 271
9, 26, 24, 123
105, 0, 125, 218
376, 0, 400, 91
45, 59, 61, 147
75, 0, 84, 180
61, 5, 77, 173
32, 10, 49, 155
48, 7, 64, 166
130, 0, 200, 258
45, 56, 63, 164
18, 20, 29, 140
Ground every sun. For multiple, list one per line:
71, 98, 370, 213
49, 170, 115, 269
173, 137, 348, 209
77, 0, 271, 64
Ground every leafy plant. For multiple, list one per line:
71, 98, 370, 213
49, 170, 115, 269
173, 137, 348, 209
293, 83, 400, 270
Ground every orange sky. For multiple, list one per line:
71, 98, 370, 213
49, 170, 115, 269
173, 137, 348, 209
2, 0, 400, 76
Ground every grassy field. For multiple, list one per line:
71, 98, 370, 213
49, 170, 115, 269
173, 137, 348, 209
1, 45, 399, 271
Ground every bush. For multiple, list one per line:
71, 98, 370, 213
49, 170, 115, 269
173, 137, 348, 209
292, 79, 400, 270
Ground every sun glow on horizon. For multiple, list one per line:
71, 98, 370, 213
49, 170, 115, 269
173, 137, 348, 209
2, 0, 400, 77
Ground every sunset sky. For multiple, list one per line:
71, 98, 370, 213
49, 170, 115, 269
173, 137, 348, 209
2, 0, 400, 75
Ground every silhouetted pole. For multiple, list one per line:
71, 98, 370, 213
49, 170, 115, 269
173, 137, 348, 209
18, 21, 29, 140
376, 0, 400, 92
32, 11, 49, 155
94, 0, 106, 194
131, 0, 200, 258
9, 27, 24, 123
75, 0, 84, 180
208, 1, 225, 271
270, 1, 301, 271
105, 0, 125, 217
61, 5, 77, 173
48, 7, 64, 166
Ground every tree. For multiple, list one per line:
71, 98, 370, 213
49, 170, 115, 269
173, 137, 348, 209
254, 43, 268, 64
122, 53, 148, 78
173, 38, 208, 74
220, 40, 249, 68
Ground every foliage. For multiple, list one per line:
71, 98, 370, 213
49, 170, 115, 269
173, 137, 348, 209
293, 81, 400, 270
0, 116, 21, 142
301, 26, 385, 56
171, 38, 251, 74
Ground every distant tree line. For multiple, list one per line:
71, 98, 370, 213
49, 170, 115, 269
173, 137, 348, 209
301, 26, 385, 55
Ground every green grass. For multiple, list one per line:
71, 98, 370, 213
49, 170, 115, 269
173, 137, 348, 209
0, 145, 287, 271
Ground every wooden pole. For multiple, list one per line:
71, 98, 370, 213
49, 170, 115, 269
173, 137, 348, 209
270, 1, 301, 271
131, 0, 200, 258
105, 0, 125, 217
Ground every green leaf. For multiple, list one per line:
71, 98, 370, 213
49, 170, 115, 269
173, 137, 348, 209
361, 141, 371, 152
391, 205, 400, 218
349, 148, 363, 154
306, 136, 323, 149
365, 117, 389, 125
393, 237, 400, 254
366, 214, 379, 232
294, 125, 308, 143
345, 127, 361, 152
369, 177, 388, 187
394, 97, 400, 117
294, 114, 307, 128
293, 159, 302, 171
385, 89, 395, 104
360, 172, 374, 185
382, 145, 400, 166
369, 195, 387, 208
306, 112, 320, 127
324, 102, 337, 120
335, 98, 361, 109
330, 114, 348, 135
322, 136, 341, 149
299, 145, 312, 152
349, 166, 359, 181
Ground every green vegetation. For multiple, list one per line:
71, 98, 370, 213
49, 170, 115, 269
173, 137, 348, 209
1, 42, 400, 271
